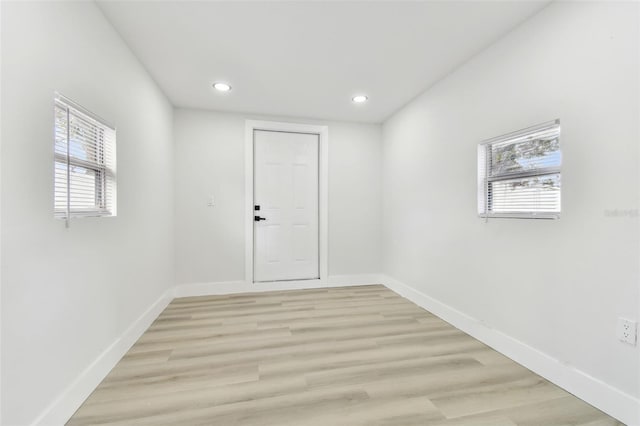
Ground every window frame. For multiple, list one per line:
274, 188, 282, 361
478, 120, 561, 220
54, 94, 116, 219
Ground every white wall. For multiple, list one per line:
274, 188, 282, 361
1, 2, 175, 424
174, 109, 382, 285
2, 1, 636, 424
383, 0, 639, 413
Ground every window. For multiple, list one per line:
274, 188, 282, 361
54, 94, 116, 219
478, 120, 561, 219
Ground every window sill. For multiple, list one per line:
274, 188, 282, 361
478, 213, 560, 220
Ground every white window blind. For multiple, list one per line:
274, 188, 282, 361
478, 120, 561, 219
54, 94, 116, 220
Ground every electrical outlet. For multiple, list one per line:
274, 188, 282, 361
616, 318, 637, 345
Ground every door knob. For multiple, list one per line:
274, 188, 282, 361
254, 216, 267, 221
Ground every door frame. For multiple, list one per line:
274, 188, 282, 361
244, 120, 329, 284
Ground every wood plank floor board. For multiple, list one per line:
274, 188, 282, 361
169, 334, 380, 366
127, 327, 293, 354
67, 285, 623, 425
429, 375, 568, 418
361, 363, 533, 400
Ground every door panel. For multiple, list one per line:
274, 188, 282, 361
254, 130, 319, 282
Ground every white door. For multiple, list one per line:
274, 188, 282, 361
253, 130, 319, 282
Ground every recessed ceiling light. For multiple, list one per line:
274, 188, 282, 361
213, 82, 232, 92
352, 95, 368, 103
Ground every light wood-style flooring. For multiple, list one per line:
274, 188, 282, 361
68, 285, 623, 425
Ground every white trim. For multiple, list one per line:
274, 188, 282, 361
174, 274, 382, 298
31, 274, 381, 425
31, 274, 638, 425
380, 274, 640, 426
325, 274, 383, 286
31, 288, 173, 426
244, 120, 329, 284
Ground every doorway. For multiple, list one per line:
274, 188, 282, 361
245, 120, 328, 284
253, 130, 319, 281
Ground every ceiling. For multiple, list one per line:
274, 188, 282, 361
97, 1, 549, 123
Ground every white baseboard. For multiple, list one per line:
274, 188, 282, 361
33, 274, 381, 425
326, 274, 383, 286
35, 273, 637, 426
31, 288, 174, 426
381, 274, 640, 426
173, 273, 383, 298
